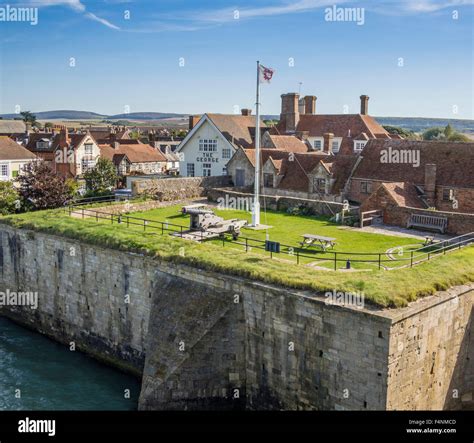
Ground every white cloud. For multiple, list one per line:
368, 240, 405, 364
23, 0, 119, 29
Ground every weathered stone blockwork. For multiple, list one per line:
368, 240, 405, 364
0, 225, 472, 410
207, 188, 344, 217
132, 176, 231, 201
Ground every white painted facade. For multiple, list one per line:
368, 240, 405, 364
177, 117, 235, 177
0, 158, 35, 182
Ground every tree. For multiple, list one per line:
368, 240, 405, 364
20, 111, 38, 128
0, 182, 20, 215
422, 127, 445, 140
83, 158, 118, 195
383, 125, 419, 140
447, 132, 470, 142
17, 161, 72, 210
444, 124, 453, 138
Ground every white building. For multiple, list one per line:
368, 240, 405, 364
177, 111, 267, 177
0, 136, 37, 182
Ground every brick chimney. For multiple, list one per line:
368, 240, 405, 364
280, 93, 300, 133
323, 132, 334, 154
59, 127, 69, 147
360, 95, 369, 115
304, 96, 317, 115
424, 164, 437, 205
188, 115, 201, 130
241, 108, 252, 116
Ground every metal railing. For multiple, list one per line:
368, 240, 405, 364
65, 205, 474, 271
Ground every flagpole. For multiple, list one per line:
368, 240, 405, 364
252, 60, 261, 226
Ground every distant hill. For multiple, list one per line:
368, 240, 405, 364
107, 112, 187, 120
0, 110, 186, 121
376, 117, 474, 134
1, 111, 472, 133
0, 110, 106, 120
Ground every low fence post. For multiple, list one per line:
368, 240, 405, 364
411, 251, 414, 267
297, 250, 299, 265
334, 252, 337, 271
245, 238, 248, 252
82, 208, 84, 219
378, 254, 381, 270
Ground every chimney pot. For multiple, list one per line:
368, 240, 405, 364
241, 108, 252, 116
360, 95, 369, 115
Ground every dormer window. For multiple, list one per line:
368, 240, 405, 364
332, 140, 340, 153
354, 141, 367, 153
314, 140, 322, 150
36, 141, 49, 150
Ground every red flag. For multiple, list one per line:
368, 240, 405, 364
259, 65, 275, 84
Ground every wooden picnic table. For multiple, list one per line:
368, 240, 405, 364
300, 234, 337, 251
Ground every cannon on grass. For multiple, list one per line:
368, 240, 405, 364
179, 205, 248, 241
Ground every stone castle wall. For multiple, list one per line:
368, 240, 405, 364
0, 224, 472, 410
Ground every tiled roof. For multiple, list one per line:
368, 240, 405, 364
207, 114, 267, 149
25, 133, 55, 152
379, 182, 426, 209
266, 134, 308, 153
0, 136, 37, 160
329, 154, 360, 194
277, 153, 332, 192
99, 142, 167, 164
242, 148, 292, 168
353, 139, 474, 188
0, 121, 26, 133
276, 114, 391, 155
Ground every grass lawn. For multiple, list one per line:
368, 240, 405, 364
1, 205, 473, 308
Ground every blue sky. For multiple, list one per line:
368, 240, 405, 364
0, 0, 473, 118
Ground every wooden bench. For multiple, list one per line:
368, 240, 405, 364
300, 234, 336, 251
407, 213, 448, 234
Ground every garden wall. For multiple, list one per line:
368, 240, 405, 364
131, 176, 231, 201
207, 188, 344, 217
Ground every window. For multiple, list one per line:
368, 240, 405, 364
313, 178, 326, 194
187, 163, 195, 177
199, 139, 217, 152
354, 141, 367, 153
36, 141, 49, 150
264, 173, 274, 188
222, 168, 227, 175
202, 163, 212, 177
222, 148, 231, 159
84, 144, 94, 155
314, 140, 322, 150
360, 181, 372, 194
0, 163, 9, 179
332, 140, 340, 153
81, 159, 95, 172
443, 188, 453, 201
